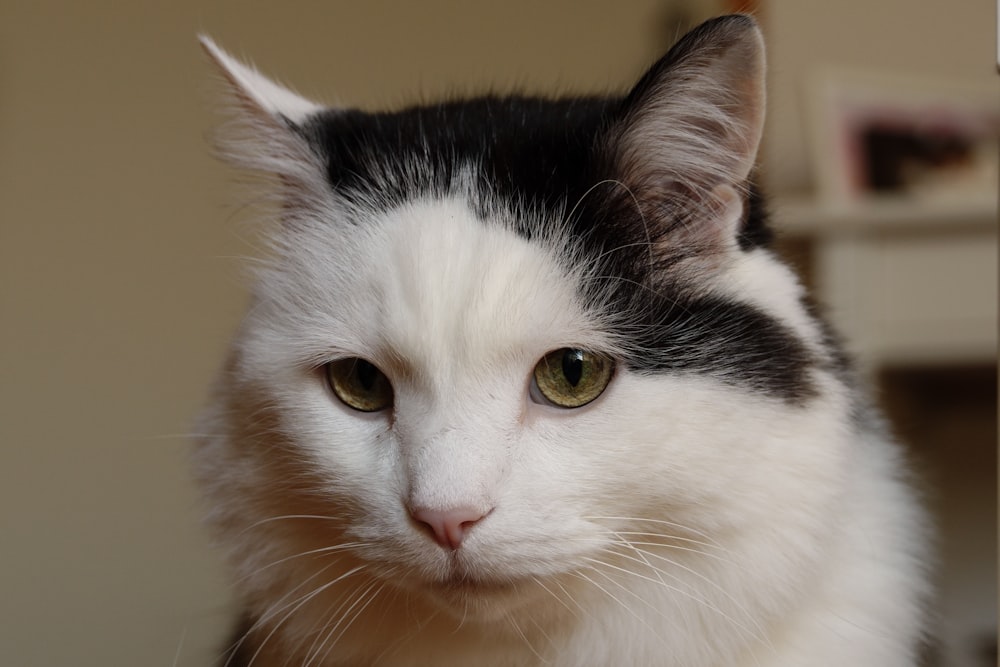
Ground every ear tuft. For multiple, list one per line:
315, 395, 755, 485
199, 35, 331, 210
198, 35, 322, 124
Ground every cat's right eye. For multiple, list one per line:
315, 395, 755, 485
323, 358, 394, 413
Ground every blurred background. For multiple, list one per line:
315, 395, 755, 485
1, 1, 995, 665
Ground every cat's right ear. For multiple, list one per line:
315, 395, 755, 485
199, 36, 322, 124
200, 36, 329, 200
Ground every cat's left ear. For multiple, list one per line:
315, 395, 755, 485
603, 15, 765, 238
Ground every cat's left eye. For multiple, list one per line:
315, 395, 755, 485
531, 348, 614, 409
324, 358, 394, 412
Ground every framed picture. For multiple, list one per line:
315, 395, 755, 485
804, 68, 999, 206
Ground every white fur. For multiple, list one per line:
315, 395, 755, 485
197, 192, 927, 667
199, 36, 322, 123
196, 19, 927, 667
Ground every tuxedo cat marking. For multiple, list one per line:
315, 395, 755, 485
196, 15, 929, 666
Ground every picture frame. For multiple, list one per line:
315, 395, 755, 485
804, 67, 999, 206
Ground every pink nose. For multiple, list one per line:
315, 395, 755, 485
410, 506, 488, 550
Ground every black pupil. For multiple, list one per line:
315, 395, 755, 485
562, 349, 584, 387
355, 359, 379, 391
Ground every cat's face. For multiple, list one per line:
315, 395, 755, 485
245, 195, 629, 613
197, 15, 849, 647
204, 192, 845, 627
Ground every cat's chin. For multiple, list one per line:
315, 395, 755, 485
407, 571, 548, 621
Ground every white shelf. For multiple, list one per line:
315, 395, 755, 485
772, 195, 998, 368
773, 192, 997, 236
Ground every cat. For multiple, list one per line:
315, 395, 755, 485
195, 14, 929, 667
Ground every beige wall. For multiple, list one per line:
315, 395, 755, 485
0, 2, 993, 666
764, 0, 997, 192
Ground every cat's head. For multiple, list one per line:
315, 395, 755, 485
197, 14, 847, 645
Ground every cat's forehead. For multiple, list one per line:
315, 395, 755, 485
359, 196, 603, 378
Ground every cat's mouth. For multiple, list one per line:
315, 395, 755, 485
369, 546, 550, 616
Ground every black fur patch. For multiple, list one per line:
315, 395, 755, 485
296, 96, 815, 402
299, 95, 614, 221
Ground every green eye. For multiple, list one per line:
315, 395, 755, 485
532, 348, 614, 409
324, 358, 394, 412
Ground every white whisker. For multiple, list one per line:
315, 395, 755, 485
305, 579, 385, 667
597, 547, 764, 644
570, 569, 653, 633
238, 514, 346, 537
531, 575, 579, 618
170, 627, 187, 667
234, 565, 368, 667
611, 530, 727, 553
505, 609, 549, 664
236, 542, 364, 584
582, 515, 723, 548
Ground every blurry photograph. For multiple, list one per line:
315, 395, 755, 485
806, 69, 999, 205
